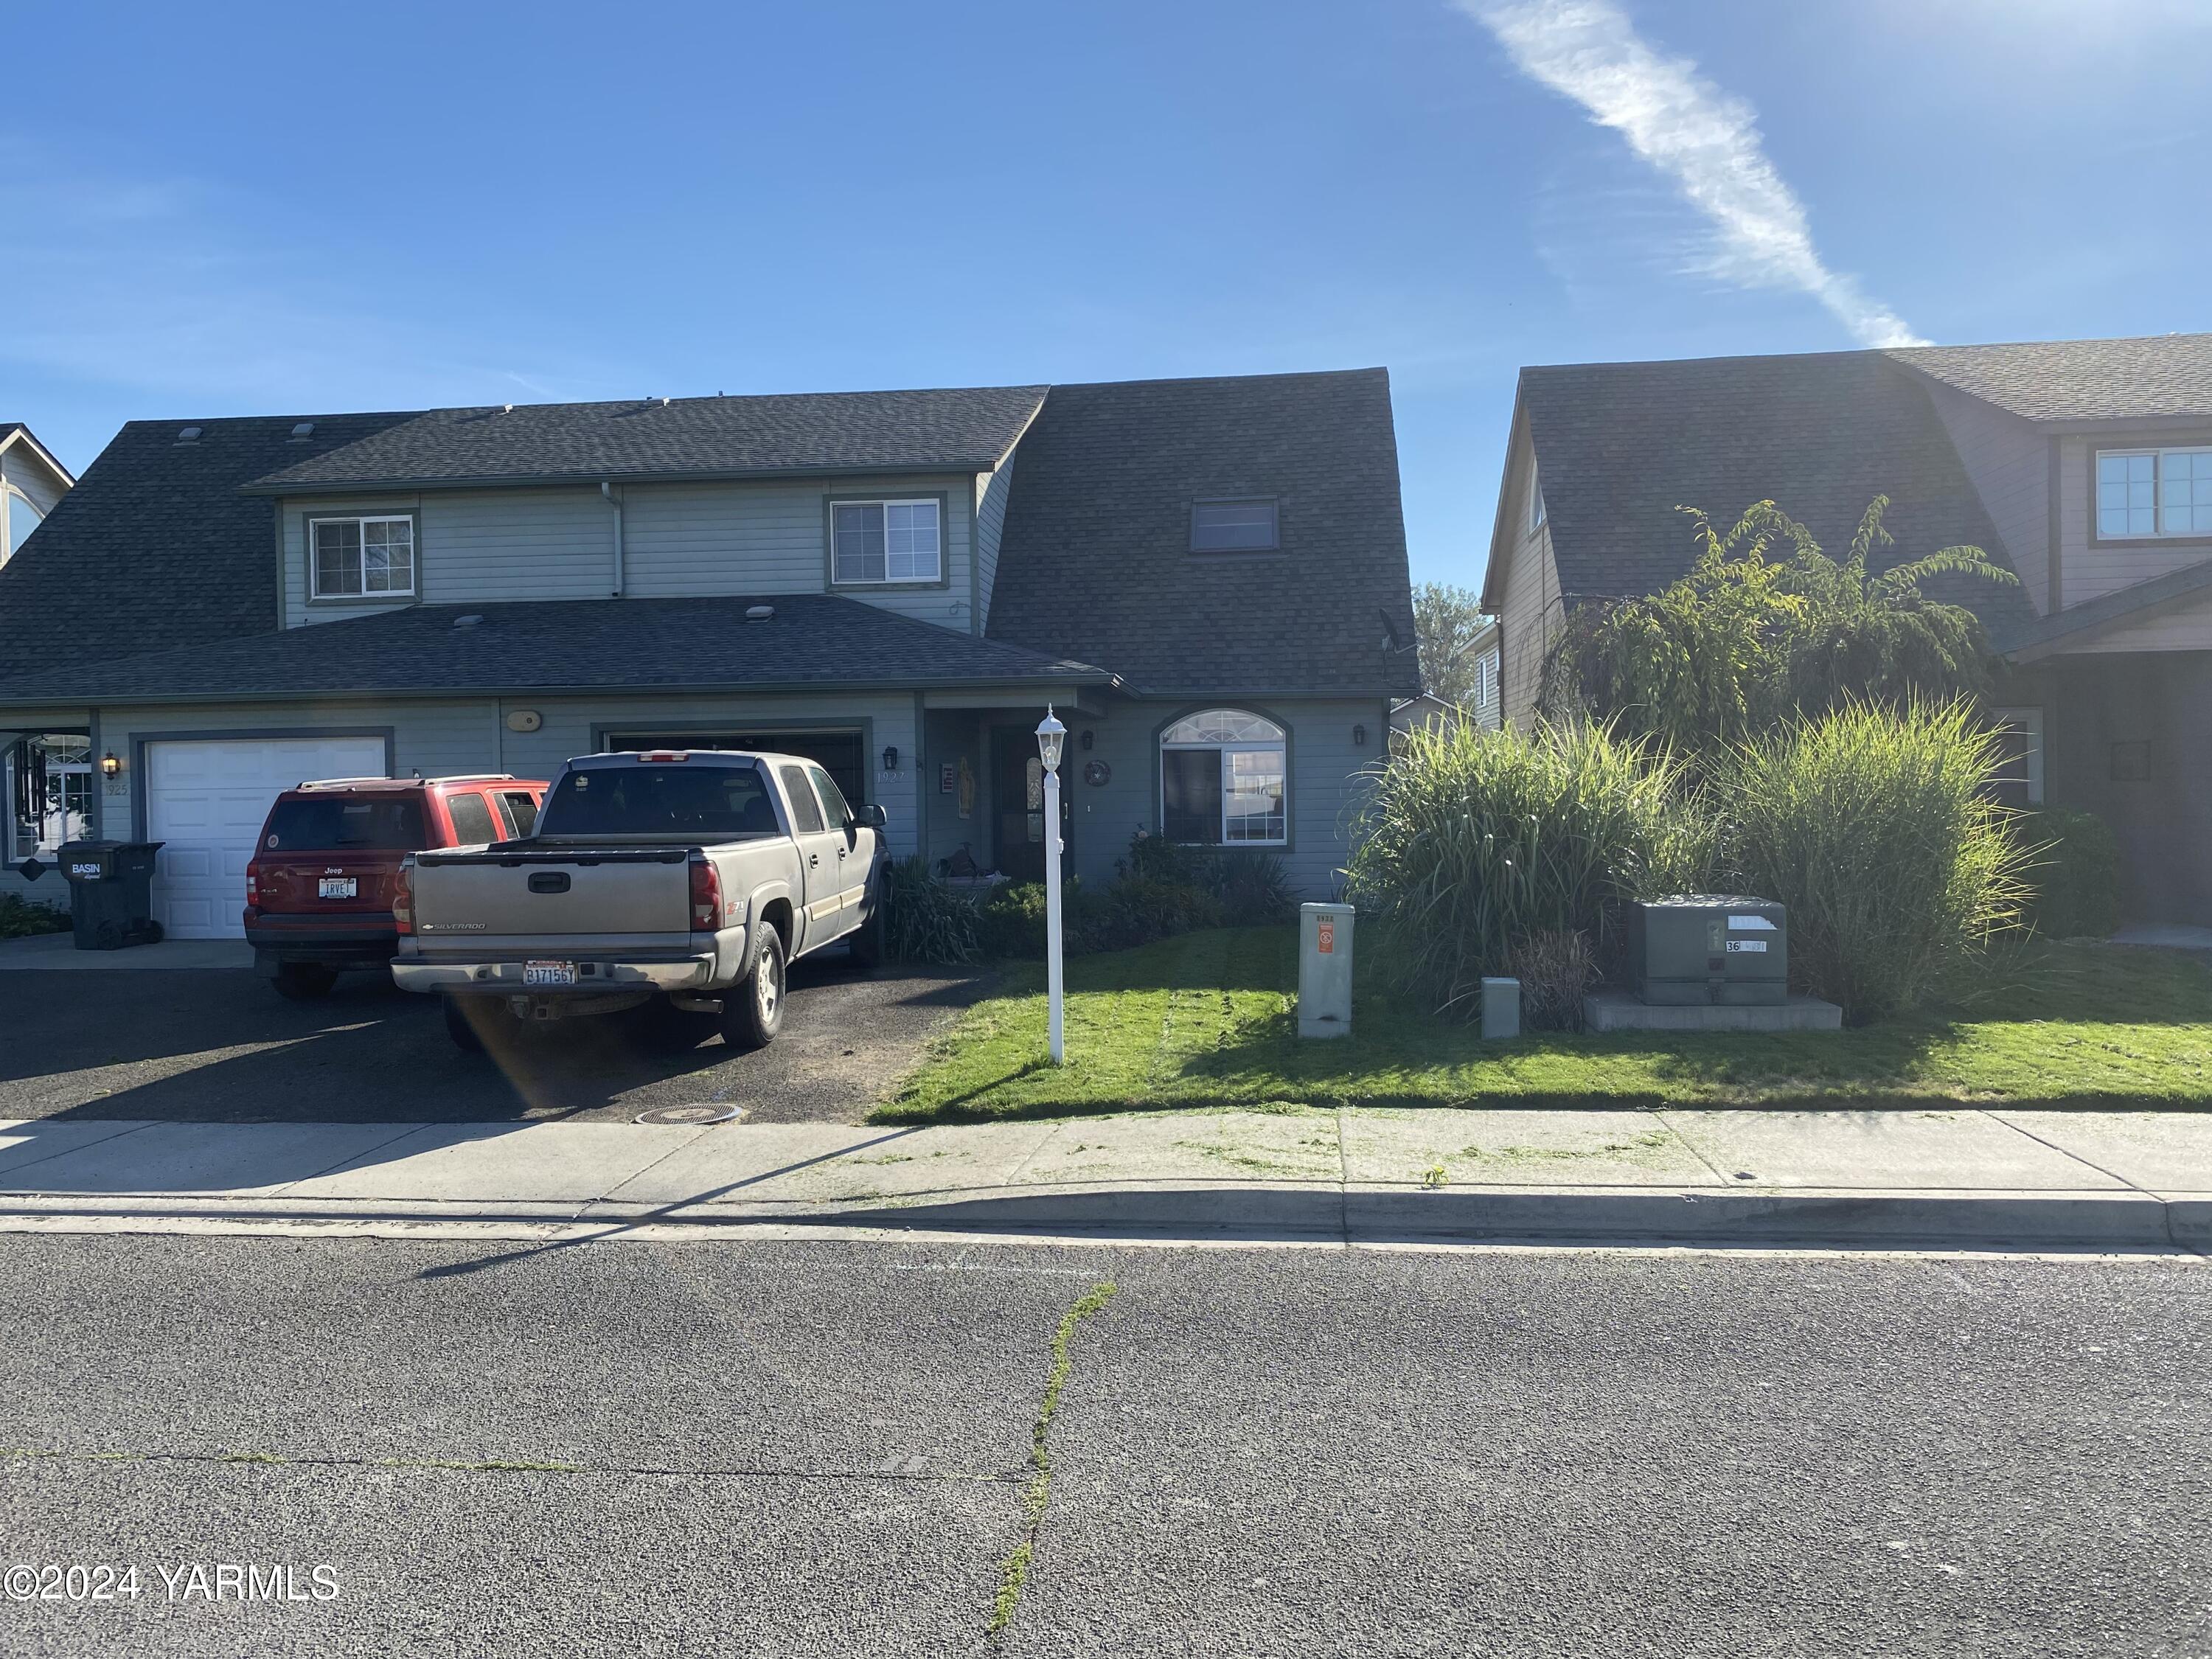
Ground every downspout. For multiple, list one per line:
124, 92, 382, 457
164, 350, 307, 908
602, 481, 625, 597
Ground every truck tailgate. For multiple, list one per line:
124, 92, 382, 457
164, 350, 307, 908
410, 846, 695, 956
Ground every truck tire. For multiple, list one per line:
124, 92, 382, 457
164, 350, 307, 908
442, 994, 486, 1054
847, 879, 884, 970
271, 962, 338, 1001
721, 926, 786, 1051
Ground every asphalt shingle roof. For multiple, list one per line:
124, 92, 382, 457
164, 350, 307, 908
1514, 349, 2039, 638
245, 386, 1048, 493
0, 594, 1111, 706
987, 369, 1420, 698
0, 413, 412, 682
1890, 333, 2212, 422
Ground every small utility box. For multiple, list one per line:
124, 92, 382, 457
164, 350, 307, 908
1298, 902, 1354, 1039
1630, 894, 1786, 1006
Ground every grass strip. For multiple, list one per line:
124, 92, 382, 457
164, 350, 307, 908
988, 1280, 1119, 1641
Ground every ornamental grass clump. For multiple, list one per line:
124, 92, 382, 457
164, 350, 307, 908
1345, 719, 1709, 1020
1714, 698, 2030, 1022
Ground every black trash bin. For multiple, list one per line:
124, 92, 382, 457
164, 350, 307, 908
56, 840, 165, 950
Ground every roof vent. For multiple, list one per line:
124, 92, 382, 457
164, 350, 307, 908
175, 425, 201, 444
289, 421, 315, 440
502, 403, 514, 414
453, 613, 484, 630
745, 605, 775, 622
660, 397, 671, 407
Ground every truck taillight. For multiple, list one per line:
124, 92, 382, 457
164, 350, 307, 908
245, 860, 261, 905
690, 858, 721, 932
393, 860, 414, 936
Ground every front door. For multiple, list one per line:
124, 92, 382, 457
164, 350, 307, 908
990, 726, 1070, 885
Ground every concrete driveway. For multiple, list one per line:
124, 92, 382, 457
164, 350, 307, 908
0, 945, 987, 1125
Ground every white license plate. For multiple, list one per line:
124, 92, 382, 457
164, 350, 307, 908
523, 960, 577, 987
318, 878, 357, 900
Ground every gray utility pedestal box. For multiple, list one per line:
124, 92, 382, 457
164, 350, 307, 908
1630, 894, 1786, 1006
1298, 902, 1354, 1039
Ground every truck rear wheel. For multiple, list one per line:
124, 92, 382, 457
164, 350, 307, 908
721, 928, 786, 1051
442, 994, 486, 1054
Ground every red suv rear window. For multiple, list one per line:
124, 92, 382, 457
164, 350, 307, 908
262, 796, 427, 852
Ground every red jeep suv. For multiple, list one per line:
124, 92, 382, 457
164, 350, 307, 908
245, 774, 548, 1000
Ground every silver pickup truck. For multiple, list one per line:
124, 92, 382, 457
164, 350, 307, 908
392, 750, 886, 1051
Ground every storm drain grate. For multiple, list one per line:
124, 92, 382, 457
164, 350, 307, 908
635, 1105, 745, 1127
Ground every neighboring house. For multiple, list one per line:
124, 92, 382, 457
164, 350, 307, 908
1389, 613, 1502, 739
1482, 332, 2212, 923
0, 424, 73, 566
0, 371, 1417, 936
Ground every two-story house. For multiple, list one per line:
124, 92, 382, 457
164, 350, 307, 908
0, 371, 1418, 937
1482, 332, 2212, 924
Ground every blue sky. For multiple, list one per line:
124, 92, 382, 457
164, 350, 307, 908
4, 0, 2208, 590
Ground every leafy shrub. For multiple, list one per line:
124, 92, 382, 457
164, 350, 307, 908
1206, 853, 1294, 926
1508, 929, 1599, 1032
975, 880, 1050, 959
2016, 808, 2124, 941
1714, 699, 2029, 1022
0, 894, 71, 939
882, 855, 980, 965
1345, 719, 1711, 1020
1076, 875, 1224, 955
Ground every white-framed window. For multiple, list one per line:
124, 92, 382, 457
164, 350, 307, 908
1190, 498, 1279, 552
6, 732, 93, 864
1990, 707, 2044, 809
310, 515, 416, 598
1161, 709, 1287, 846
4, 488, 44, 560
1475, 647, 1500, 715
1528, 462, 1546, 533
832, 498, 942, 584
2096, 448, 2212, 540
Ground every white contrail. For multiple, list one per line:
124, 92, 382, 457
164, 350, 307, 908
1464, 0, 1927, 348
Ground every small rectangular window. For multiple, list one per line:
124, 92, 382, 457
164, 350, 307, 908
2096, 448, 2212, 540
311, 515, 415, 598
832, 498, 940, 583
1528, 465, 1546, 533
1989, 709, 2043, 808
1190, 498, 1279, 552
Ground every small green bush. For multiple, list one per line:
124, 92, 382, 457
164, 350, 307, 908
0, 894, 71, 939
976, 880, 1050, 959
1715, 698, 2030, 1023
1076, 874, 1223, 954
1345, 719, 1712, 1020
882, 855, 980, 965
2017, 808, 2124, 940
1508, 929, 1599, 1032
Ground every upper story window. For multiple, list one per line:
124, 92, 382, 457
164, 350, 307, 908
832, 498, 941, 584
4, 489, 44, 559
1528, 463, 1546, 533
2097, 448, 2212, 540
311, 515, 416, 599
1989, 708, 2043, 808
1161, 709, 1287, 846
1190, 498, 1279, 552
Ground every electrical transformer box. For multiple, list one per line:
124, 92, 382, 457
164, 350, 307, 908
1629, 894, 1787, 1006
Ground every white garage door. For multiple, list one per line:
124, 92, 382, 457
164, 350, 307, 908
145, 737, 388, 939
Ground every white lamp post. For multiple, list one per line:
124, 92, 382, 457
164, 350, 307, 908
1036, 706, 1068, 1065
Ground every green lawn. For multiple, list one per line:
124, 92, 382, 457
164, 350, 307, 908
877, 927, 2212, 1123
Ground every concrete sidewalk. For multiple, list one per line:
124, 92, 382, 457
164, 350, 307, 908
4, 1105, 2211, 1248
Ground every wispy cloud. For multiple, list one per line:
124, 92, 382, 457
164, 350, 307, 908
1461, 0, 1927, 348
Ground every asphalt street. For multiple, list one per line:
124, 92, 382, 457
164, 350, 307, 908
0, 1234, 2206, 1657
0, 959, 983, 1124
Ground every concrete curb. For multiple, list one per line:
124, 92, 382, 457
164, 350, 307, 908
0, 1182, 2202, 1251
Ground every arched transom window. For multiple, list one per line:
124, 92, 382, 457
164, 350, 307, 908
1161, 709, 1286, 846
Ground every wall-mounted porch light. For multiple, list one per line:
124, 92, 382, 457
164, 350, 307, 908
100, 751, 121, 779
1352, 724, 1367, 747
882, 745, 900, 773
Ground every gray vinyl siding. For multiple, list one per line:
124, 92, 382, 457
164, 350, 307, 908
1, 447, 69, 519
1065, 695, 1382, 900
1919, 378, 2050, 614
973, 453, 1015, 633
282, 475, 976, 632
1496, 435, 1562, 727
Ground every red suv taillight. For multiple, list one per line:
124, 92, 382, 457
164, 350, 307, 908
393, 860, 414, 936
245, 860, 261, 905
689, 857, 721, 932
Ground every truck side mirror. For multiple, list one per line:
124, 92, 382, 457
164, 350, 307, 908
863, 804, 888, 830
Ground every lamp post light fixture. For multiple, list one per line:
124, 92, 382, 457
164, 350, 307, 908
1036, 705, 1068, 1065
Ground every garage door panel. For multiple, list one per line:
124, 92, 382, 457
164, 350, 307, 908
146, 737, 387, 939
